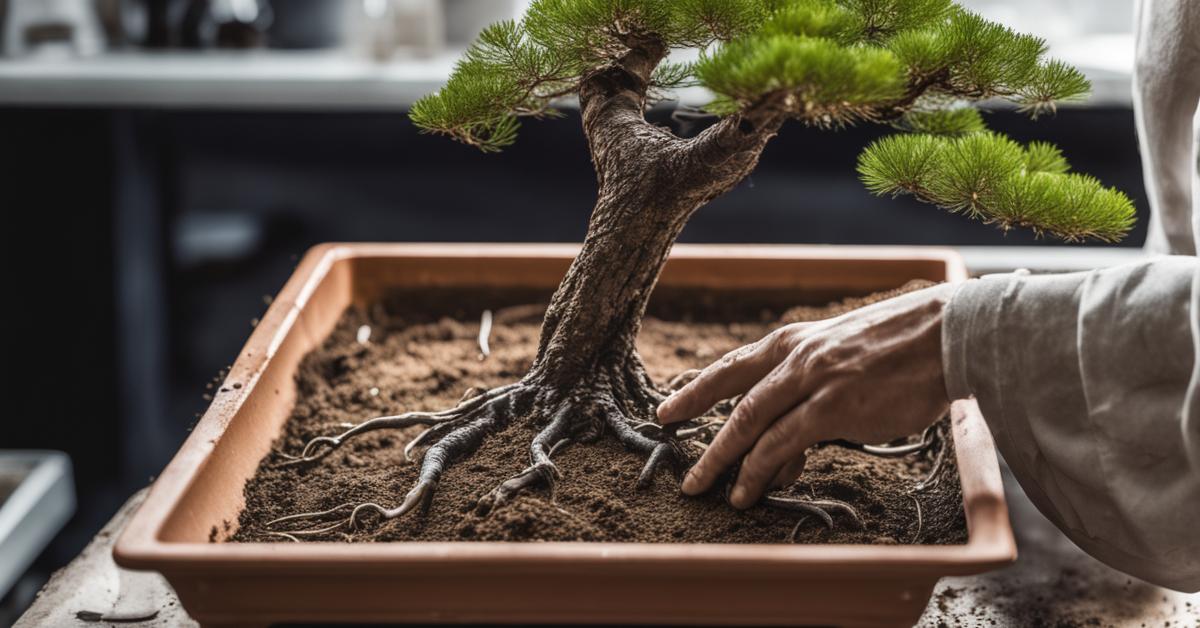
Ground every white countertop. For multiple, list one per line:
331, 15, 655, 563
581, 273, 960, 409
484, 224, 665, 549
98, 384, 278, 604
955, 245, 1145, 275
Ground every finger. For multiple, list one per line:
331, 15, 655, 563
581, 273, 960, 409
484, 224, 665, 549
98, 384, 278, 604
657, 333, 786, 425
681, 352, 813, 495
769, 453, 807, 491
729, 405, 818, 508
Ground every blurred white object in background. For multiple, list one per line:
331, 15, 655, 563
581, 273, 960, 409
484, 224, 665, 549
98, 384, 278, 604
958, 0, 1135, 76
360, 0, 444, 60
442, 0, 513, 45
3, 0, 105, 57
0, 451, 75, 600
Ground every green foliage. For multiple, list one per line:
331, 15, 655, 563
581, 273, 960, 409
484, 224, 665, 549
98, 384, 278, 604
937, 10, 1046, 96
1023, 141, 1069, 174
857, 132, 1134, 241
858, 132, 942, 194
839, 0, 953, 41
758, 0, 858, 42
672, 0, 771, 44
410, 18, 579, 151
896, 107, 985, 134
694, 34, 905, 117
884, 28, 948, 77
412, 0, 1130, 243
414, 0, 1096, 149
1016, 59, 1090, 116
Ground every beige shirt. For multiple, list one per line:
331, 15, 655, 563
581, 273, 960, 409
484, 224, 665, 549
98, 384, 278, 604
940, 0, 1200, 592
944, 259, 1200, 592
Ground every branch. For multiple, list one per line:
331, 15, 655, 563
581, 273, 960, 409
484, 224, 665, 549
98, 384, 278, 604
688, 91, 787, 164
869, 68, 950, 121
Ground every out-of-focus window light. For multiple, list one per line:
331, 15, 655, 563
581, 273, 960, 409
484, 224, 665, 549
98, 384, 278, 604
958, 0, 1134, 75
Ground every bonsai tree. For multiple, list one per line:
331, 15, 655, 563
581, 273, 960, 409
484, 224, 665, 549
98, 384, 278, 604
268, 0, 1133, 536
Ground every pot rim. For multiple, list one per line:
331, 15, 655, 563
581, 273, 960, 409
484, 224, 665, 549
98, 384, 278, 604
114, 243, 1015, 576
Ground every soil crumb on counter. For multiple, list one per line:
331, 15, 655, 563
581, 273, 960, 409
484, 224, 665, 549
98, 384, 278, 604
229, 281, 967, 545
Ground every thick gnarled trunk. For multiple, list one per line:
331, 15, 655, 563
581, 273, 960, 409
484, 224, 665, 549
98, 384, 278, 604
528, 170, 695, 386
525, 46, 783, 399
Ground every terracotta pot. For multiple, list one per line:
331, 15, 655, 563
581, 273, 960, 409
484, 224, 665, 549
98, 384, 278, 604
114, 243, 1015, 628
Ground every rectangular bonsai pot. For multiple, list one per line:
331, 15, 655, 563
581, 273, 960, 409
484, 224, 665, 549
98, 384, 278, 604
114, 243, 1015, 628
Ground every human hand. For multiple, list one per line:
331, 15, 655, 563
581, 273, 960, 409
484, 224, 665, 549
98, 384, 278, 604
656, 283, 956, 509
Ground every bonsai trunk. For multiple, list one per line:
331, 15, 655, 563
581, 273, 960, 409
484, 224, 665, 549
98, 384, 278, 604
526, 49, 781, 406
525, 176, 695, 405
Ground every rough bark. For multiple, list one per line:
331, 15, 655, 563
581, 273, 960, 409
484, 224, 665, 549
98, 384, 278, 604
526, 34, 785, 403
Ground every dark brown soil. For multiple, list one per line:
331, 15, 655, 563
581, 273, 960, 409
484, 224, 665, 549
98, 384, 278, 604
229, 282, 967, 545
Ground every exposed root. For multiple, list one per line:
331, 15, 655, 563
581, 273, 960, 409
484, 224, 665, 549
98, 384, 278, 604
267, 363, 940, 542
274, 383, 519, 468
603, 406, 680, 488
909, 494, 924, 544
265, 480, 439, 538
826, 424, 937, 458
478, 407, 575, 512
915, 424, 950, 491
274, 413, 450, 468
477, 309, 493, 360
786, 515, 813, 543
267, 372, 685, 539
634, 419, 722, 440
761, 495, 864, 530
638, 442, 675, 488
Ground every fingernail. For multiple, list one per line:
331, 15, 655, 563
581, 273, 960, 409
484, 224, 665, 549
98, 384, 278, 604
680, 469, 700, 495
730, 484, 749, 509
656, 397, 674, 422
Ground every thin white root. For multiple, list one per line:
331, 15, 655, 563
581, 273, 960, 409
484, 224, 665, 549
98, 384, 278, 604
277, 383, 520, 467
761, 495, 864, 530
787, 515, 813, 543
274, 412, 452, 468
632, 419, 720, 440
265, 481, 436, 539
910, 494, 924, 544
478, 309, 493, 359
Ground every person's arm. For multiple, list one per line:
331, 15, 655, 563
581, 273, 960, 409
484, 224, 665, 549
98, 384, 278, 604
658, 258, 1200, 592
1134, 0, 1200, 255
944, 257, 1200, 592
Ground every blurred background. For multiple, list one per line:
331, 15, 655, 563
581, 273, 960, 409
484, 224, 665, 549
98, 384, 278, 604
0, 0, 1142, 622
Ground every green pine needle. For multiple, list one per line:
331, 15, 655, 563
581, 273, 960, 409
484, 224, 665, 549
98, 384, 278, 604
695, 34, 906, 118
925, 132, 1026, 215
858, 132, 943, 195
414, 0, 1104, 149
896, 107, 985, 135
885, 28, 950, 78
858, 132, 1135, 241
1023, 141, 1070, 174
1016, 59, 1091, 117
939, 9, 1046, 97
840, 0, 954, 41
758, 0, 858, 42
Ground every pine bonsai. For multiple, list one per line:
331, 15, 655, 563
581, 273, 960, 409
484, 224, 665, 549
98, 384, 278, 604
267, 0, 1134, 537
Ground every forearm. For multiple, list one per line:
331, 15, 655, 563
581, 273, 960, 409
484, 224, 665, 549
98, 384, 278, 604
944, 257, 1200, 592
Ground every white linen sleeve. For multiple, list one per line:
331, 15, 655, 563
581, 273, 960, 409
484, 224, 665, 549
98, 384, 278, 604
942, 256, 1200, 592
1133, 0, 1200, 255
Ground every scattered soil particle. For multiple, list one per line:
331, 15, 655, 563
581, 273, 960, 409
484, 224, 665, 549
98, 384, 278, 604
231, 282, 967, 545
